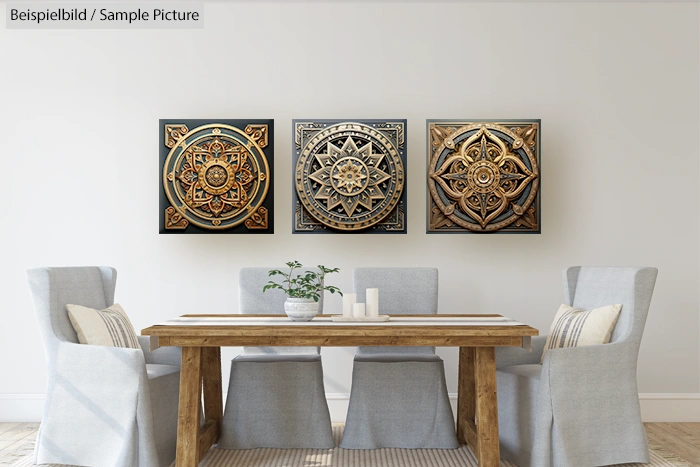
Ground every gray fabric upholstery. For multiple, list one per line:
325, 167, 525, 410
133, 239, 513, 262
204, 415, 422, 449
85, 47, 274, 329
496, 336, 548, 369
145, 364, 180, 466
341, 267, 458, 449
138, 336, 182, 367
354, 354, 443, 363
218, 268, 334, 449
497, 364, 542, 465
219, 356, 334, 449
26, 267, 180, 467
239, 267, 321, 355
496, 266, 658, 467
239, 266, 325, 314
353, 267, 438, 355
233, 354, 322, 363
341, 359, 459, 449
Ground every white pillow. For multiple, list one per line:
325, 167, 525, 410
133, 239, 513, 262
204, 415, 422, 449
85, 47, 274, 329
66, 303, 140, 349
541, 303, 622, 363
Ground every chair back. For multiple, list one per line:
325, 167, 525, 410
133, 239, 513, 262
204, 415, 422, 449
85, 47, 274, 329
26, 266, 117, 358
239, 267, 324, 314
353, 267, 438, 356
238, 267, 322, 355
563, 266, 657, 348
353, 267, 438, 314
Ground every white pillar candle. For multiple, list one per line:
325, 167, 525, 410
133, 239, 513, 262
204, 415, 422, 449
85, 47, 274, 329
366, 288, 379, 318
343, 293, 357, 318
353, 303, 366, 319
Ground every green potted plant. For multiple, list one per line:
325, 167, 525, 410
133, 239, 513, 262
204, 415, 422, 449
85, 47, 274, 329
263, 261, 342, 321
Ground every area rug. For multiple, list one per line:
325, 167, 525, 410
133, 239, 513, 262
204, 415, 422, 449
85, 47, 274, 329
9, 426, 690, 467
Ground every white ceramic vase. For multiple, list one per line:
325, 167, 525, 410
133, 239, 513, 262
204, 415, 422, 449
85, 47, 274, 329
284, 297, 319, 322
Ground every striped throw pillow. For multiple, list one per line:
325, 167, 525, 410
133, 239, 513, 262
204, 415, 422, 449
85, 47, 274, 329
541, 303, 622, 363
66, 303, 140, 349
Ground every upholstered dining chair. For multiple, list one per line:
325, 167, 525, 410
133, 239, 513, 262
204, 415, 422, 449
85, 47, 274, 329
340, 267, 459, 449
495, 266, 658, 467
217, 267, 334, 449
26, 266, 181, 467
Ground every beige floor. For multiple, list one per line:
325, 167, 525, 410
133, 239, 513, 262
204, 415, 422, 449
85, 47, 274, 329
0, 422, 698, 467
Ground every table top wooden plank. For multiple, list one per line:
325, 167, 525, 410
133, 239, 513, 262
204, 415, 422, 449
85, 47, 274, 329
154, 316, 524, 327
179, 313, 505, 319
141, 314, 539, 338
164, 335, 525, 348
142, 326, 538, 337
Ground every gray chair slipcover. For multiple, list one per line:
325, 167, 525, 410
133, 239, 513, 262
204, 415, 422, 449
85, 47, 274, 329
26, 267, 181, 467
218, 267, 334, 449
495, 266, 658, 467
340, 267, 459, 449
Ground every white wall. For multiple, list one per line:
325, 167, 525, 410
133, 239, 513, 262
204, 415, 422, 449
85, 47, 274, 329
0, 1, 698, 421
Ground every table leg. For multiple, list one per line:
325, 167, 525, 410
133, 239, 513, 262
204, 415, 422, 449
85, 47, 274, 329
199, 347, 223, 460
474, 346, 500, 467
176, 346, 203, 467
458, 347, 500, 466
457, 347, 476, 445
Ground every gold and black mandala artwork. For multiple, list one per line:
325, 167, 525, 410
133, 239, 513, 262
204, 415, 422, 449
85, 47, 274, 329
427, 120, 540, 233
293, 120, 407, 234
159, 119, 274, 234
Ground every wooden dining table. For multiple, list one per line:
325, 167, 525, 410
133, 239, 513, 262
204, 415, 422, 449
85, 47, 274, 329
141, 314, 538, 467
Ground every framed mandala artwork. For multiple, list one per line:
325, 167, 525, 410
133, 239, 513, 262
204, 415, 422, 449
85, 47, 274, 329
427, 120, 540, 234
159, 119, 274, 234
293, 119, 407, 234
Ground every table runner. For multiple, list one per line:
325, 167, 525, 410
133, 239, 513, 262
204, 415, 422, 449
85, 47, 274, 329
155, 316, 528, 327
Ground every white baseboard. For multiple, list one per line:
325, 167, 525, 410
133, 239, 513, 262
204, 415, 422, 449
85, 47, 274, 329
638, 393, 700, 422
0, 394, 45, 422
328, 393, 700, 424
2, 393, 699, 423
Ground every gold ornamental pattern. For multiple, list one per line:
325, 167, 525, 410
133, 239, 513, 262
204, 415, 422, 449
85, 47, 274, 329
162, 123, 270, 230
295, 122, 405, 232
428, 121, 540, 233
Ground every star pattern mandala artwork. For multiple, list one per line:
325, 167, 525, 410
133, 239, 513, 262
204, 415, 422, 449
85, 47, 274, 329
159, 120, 274, 234
427, 121, 540, 233
294, 120, 407, 233
310, 137, 392, 216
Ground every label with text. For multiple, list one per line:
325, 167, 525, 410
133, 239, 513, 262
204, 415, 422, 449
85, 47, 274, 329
6, 3, 204, 29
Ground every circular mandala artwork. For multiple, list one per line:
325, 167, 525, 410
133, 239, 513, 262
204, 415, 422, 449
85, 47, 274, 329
428, 122, 540, 232
295, 122, 405, 231
163, 124, 270, 230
